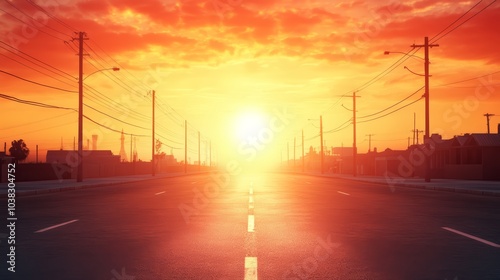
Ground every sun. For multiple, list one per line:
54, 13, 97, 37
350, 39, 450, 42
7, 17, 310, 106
234, 111, 266, 141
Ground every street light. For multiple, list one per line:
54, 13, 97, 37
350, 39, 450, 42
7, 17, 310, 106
384, 51, 426, 61
77, 67, 120, 182
83, 67, 120, 81
384, 37, 439, 182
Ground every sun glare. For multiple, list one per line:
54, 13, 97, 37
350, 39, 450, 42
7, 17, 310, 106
234, 111, 266, 141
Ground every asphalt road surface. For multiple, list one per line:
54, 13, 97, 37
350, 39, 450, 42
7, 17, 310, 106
1, 172, 499, 279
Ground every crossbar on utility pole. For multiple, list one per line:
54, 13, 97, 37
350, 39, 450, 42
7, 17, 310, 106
411, 36, 439, 182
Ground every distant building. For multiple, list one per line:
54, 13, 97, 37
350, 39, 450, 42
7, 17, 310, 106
353, 132, 500, 181
46, 150, 120, 165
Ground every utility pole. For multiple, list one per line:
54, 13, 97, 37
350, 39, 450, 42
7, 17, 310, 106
484, 113, 495, 134
302, 129, 305, 173
352, 92, 360, 177
287, 142, 289, 167
320, 115, 324, 174
198, 131, 201, 171
411, 36, 438, 182
366, 134, 374, 152
184, 120, 187, 173
151, 90, 155, 176
413, 112, 416, 145
76, 31, 87, 182
293, 137, 296, 169
415, 129, 423, 145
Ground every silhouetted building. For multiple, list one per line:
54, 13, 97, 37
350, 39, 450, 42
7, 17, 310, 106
46, 150, 120, 165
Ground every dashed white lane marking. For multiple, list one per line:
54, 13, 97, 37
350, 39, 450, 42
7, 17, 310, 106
337, 191, 351, 196
35, 219, 79, 233
155, 191, 166, 195
249, 195, 254, 204
244, 257, 258, 280
248, 215, 255, 232
442, 227, 500, 248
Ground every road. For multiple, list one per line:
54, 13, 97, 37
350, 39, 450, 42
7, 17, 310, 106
1, 172, 499, 279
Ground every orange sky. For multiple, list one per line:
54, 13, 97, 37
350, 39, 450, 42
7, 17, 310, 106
1, 0, 499, 167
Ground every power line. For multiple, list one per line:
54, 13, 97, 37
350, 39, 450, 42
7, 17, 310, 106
25, 0, 78, 33
430, 0, 484, 42
0, 40, 76, 81
431, 0, 497, 43
0, 92, 76, 110
357, 97, 423, 124
0, 6, 68, 41
358, 86, 424, 119
434, 70, 500, 87
84, 104, 150, 130
0, 70, 77, 93
3, 0, 72, 38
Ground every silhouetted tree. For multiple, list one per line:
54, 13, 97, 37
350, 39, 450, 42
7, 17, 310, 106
9, 139, 29, 163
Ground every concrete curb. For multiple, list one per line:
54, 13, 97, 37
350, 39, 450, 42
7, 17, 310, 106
1, 172, 211, 198
287, 172, 500, 197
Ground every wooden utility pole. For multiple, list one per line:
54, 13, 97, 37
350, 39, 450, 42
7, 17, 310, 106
320, 115, 324, 174
302, 129, 305, 173
411, 37, 438, 182
152, 90, 155, 176
484, 113, 495, 134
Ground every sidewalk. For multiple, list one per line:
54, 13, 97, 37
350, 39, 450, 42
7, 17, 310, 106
0, 172, 208, 198
297, 172, 500, 197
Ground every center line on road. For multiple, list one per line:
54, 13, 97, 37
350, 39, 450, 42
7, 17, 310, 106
442, 227, 500, 248
337, 191, 351, 196
155, 191, 166, 195
244, 257, 258, 280
35, 219, 79, 233
248, 215, 255, 232
249, 195, 254, 204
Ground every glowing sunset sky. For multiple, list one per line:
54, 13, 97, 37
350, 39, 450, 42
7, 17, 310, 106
1, 0, 499, 166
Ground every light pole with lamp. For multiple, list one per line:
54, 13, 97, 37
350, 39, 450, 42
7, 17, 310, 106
77, 67, 120, 182
384, 37, 438, 182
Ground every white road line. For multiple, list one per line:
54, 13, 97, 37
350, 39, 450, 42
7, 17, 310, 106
249, 187, 253, 195
248, 215, 255, 232
442, 227, 500, 248
244, 257, 258, 280
249, 195, 254, 204
337, 191, 351, 196
35, 219, 79, 233
155, 191, 166, 195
